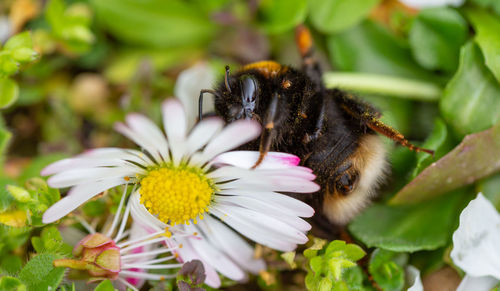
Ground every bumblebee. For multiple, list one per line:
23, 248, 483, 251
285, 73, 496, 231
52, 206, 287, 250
199, 26, 433, 235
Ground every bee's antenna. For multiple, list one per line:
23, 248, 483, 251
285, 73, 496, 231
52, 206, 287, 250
198, 89, 219, 121
225, 65, 232, 93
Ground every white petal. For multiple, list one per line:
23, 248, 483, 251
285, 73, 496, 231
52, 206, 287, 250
162, 99, 187, 164
215, 195, 311, 231
186, 117, 224, 156
48, 167, 136, 188
203, 120, 261, 160
114, 122, 163, 163
212, 151, 301, 169
126, 114, 169, 160
406, 266, 423, 291
208, 166, 315, 181
217, 189, 314, 217
457, 275, 499, 291
217, 202, 308, 244
43, 178, 125, 223
41, 148, 149, 176
223, 176, 320, 193
202, 216, 265, 274
400, 0, 465, 9
174, 62, 216, 130
210, 206, 297, 252
183, 224, 245, 281
129, 191, 167, 230
451, 193, 500, 279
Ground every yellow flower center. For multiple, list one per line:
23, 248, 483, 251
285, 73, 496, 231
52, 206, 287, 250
139, 166, 214, 225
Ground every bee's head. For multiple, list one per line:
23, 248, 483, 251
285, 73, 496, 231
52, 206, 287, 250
214, 66, 263, 123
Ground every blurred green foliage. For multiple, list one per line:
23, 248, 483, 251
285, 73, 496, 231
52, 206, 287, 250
0, 0, 500, 290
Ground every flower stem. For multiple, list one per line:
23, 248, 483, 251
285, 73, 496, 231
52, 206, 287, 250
323, 72, 442, 101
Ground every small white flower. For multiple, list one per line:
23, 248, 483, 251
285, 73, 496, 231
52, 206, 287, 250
399, 0, 465, 9
451, 193, 500, 291
54, 186, 184, 291
42, 98, 318, 288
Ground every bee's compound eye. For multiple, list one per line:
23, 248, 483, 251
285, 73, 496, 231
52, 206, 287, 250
334, 172, 358, 196
241, 75, 258, 103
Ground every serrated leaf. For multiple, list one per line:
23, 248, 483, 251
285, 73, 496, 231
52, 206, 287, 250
259, 0, 307, 34
349, 192, 464, 252
466, 8, 500, 83
440, 42, 500, 138
392, 123, 500, 204
309, 0, 381, 33
18, 253, 65, 291
94, 280, 115, 291
409, 7, 467, 72
0, 78, 19, 109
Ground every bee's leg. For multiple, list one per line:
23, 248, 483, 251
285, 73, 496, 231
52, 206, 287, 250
295, 25, 323, 91
252, 92, 279, 169
336, 94, 434, 155
365, 118, 434, 155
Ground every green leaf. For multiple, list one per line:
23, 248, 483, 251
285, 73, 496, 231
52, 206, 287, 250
259, 0, 307, 34
91, 0, 217, 48
369, 249, 406, 291
0, 118, 11, 164
308, 0, 381, 33
94, 280, 115, 291
18, 253, 65, 291
0, 177, 16, 212
328, 21, 439, 83
409, 7, 467, 72
466, 7, 500, 83
31, 226, 71, 255
392, 121, 500, 204
349, 192, 464, 252
411, 118, 455, 178
18, 153, 68, 184
0, 276, 26, 291
440, 42, 500, 138
469, 0, 500, 17
477, 172, 500, 211
5, 32, 33, 50
310, 256, 324, 274
0, 78, 19, 109
1, 254, 23, 275
325, 240, 366, 262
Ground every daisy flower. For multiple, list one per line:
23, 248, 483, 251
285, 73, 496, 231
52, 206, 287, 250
54, 186, 187, 291
42, 98, 319, 287
451, 193, 500, 291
